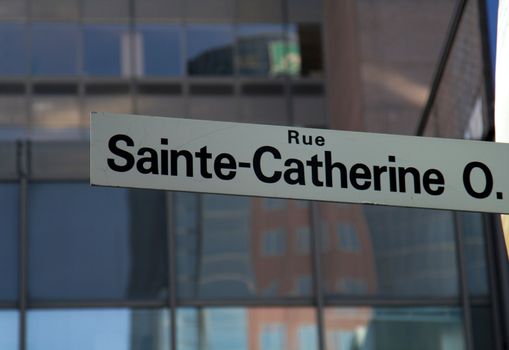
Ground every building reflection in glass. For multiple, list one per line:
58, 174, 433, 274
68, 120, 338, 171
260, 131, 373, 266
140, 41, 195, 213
175, 194, 313, 299
324, 307, 464, 350
177, 307, 317, 350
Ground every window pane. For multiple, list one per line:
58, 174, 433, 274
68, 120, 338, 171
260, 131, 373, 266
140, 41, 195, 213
137, 25, 182, 77
237, 25, 285, 77
177, 307, 316, 350
324, 307, 465, 350
320, 204, 459, 297
135, 0, 182, 19
28, 184, 167, 301
27, 309, 170, 350
0, 0, 26, 18
175, 194, 312, 299
187, 25, 234, 76
185, 0, 234, 21
82, 0, 129, 19
458, 212, 489, 296
188, 96, 236, 121
288, 0, 323, 22
31, 0, 78, 19
0, 311, 18, 350
0, 23, 27, 76
472, 307, 495, 350
0, 184, 18, 301
137, 95, 185, 117
32, 96, 81, 136
0, 95, 27, 136
85, 94, 132, 126
32, 23, 78, 76
288, 24, 323, 77
240, 96, 288, 125
84, 25, 130, 77
237, 0, 282, 22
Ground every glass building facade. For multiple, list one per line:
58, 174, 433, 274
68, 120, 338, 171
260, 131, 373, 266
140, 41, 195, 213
0, 0, 507, 349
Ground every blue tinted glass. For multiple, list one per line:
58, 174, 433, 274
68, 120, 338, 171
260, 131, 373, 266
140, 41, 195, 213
187, 25, 233, 75
325, 307, 464, 350
28, 183, 167, 301
0, 23, 27, 75
0, 184, 18, 301
32, 23, 78, 76
138, 24, 181, 76
237, 24, 284, 76
0, 311, 18, 350
177, 307, 316, 350
459, 212, 489, 296
84, 24, 128, 76
28, 309, 169, 350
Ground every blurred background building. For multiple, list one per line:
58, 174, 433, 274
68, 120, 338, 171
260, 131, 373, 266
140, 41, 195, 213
0, 0, 507, 349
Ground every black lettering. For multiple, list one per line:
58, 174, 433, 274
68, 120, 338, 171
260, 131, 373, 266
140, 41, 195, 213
195, 146, 212, 178
316, 136, 325, 146
423, 169, 445, 196
303, 135, 312, 145
373, 166, 387, 191
214, 153, 237, 180
463, 161, 493, 199
171, 150, 193, 177
284, 158, 306, 185
137, 147, 159, 174
253, 146, 282, 183
306, 155, 324, 187
324, 151, 347, 188
350, 163, 371, 190
107, 134, 134, 172
288, 130, 299, 144
398, 167, 421, 193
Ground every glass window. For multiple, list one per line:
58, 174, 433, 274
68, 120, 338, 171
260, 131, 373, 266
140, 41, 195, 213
237, 25, 285, 76
0, 184, 18, 301
187, 25, 234, 76
185, 0, 234, 21
82, 0, 129, 20
137, 25, 182, 77
472, 307, 495, 350
137, 96, 185, 118
32, 23, 78, 76
177, 308, 316, 350
0, 311, 18, 350
0, 95, 27, 136
31, 0, 78, 19
135, 0, 182, 19
337, 223, 360, 252
32, 96, 81, 137
320, 204, 459, 297
240, 95, 288, 125
188, 96, 237, 121
84, 25, 130, 77
0, 23, 27, 76
288, 0, 323, 22
0, 0, 26, 18
288, 24, 323, 78
85, 94, 132, 127
458, 212, 489, 296
28, 184, 167, 301
296, 227, 311, 254
237, 0, 282, 22
27, 309, 169, 350
325, 307, 465, 350
175, 194, 312, 299
293, 95, 327, 128
262, 229, 287, 256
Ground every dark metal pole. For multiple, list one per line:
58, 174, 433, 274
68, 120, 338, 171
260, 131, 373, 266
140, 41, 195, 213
415, 0, 469, 136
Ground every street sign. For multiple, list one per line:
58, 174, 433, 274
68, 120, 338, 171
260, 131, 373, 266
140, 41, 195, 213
91, 112, 509, 214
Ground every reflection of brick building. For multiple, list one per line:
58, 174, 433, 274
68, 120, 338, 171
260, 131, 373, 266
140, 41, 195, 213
319, 203, 377, 295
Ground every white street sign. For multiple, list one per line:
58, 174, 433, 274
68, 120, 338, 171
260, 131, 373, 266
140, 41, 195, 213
91, 112, 509, 214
